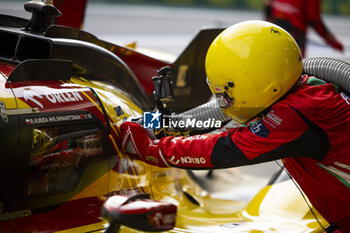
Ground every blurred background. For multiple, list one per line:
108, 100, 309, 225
1, 0, 350, 60
1, 0, 350, 201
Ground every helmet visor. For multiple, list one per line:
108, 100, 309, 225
206, 78, 234, 109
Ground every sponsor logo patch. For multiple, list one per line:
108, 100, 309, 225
180, 156, 206, 165
146, 156, 159, 163
263, 109, 283, 128
249, 120, 270, 138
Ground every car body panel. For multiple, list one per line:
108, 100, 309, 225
0, 69, 328, 232
52, 178, 327, 233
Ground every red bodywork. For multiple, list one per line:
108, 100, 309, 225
0, 63, 15, 77
102, 195, 177, 231
116, 52, 169, 95
108, 45, 170, 95
12, 197, 103, 233
10, 80, 102, 115
54, 0, 87, 29
0, 75, 113, 232
51, 0, 169, 95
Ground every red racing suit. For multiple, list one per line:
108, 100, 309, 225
121, 74, 350, 231
264, 0, 343, 54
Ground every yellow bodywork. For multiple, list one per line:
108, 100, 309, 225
57, 166, 327, 233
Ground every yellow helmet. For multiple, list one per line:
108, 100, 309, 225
205, 20, 303, 123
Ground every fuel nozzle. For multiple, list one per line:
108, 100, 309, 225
152, 66, 174, 103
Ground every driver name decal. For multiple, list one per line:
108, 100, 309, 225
25, 113, 93, 125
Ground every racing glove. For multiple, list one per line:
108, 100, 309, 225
120, 122, 217, 169
120, 122, 168, 167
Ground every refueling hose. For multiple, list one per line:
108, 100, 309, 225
171, 99, 231, 131
173, 57, 350, 131
303, 57, 350, 92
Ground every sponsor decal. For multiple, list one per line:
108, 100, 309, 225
152, 170, 173, 179
180, 156, 206, 165
168, 154, 206, 165
23, 89, 84, 109
168, 156, 180, 165
149, 212, 176, 228
145, 156, 158, 163
214, 87, 223, 92
45, 90, 83, 104
23, 90, 44, 108
270, 27, 280, 35
249, 120, 270, 138
25, 113, 93, 125
182, 135, 208, 142
170, 135, 208, 145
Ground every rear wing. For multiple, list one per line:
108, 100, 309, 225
169, 27, 225, 112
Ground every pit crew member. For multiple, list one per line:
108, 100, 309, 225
264, 0, 343, 55
120, 21, 350, 232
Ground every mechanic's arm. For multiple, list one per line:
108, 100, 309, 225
307, 0, 343, 51
120, 104, 327, 169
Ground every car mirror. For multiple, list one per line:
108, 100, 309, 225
101, 193, 177, 233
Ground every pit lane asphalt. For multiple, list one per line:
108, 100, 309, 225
1, 2, 350, 201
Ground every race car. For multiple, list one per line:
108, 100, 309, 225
0, 1, 335, 232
